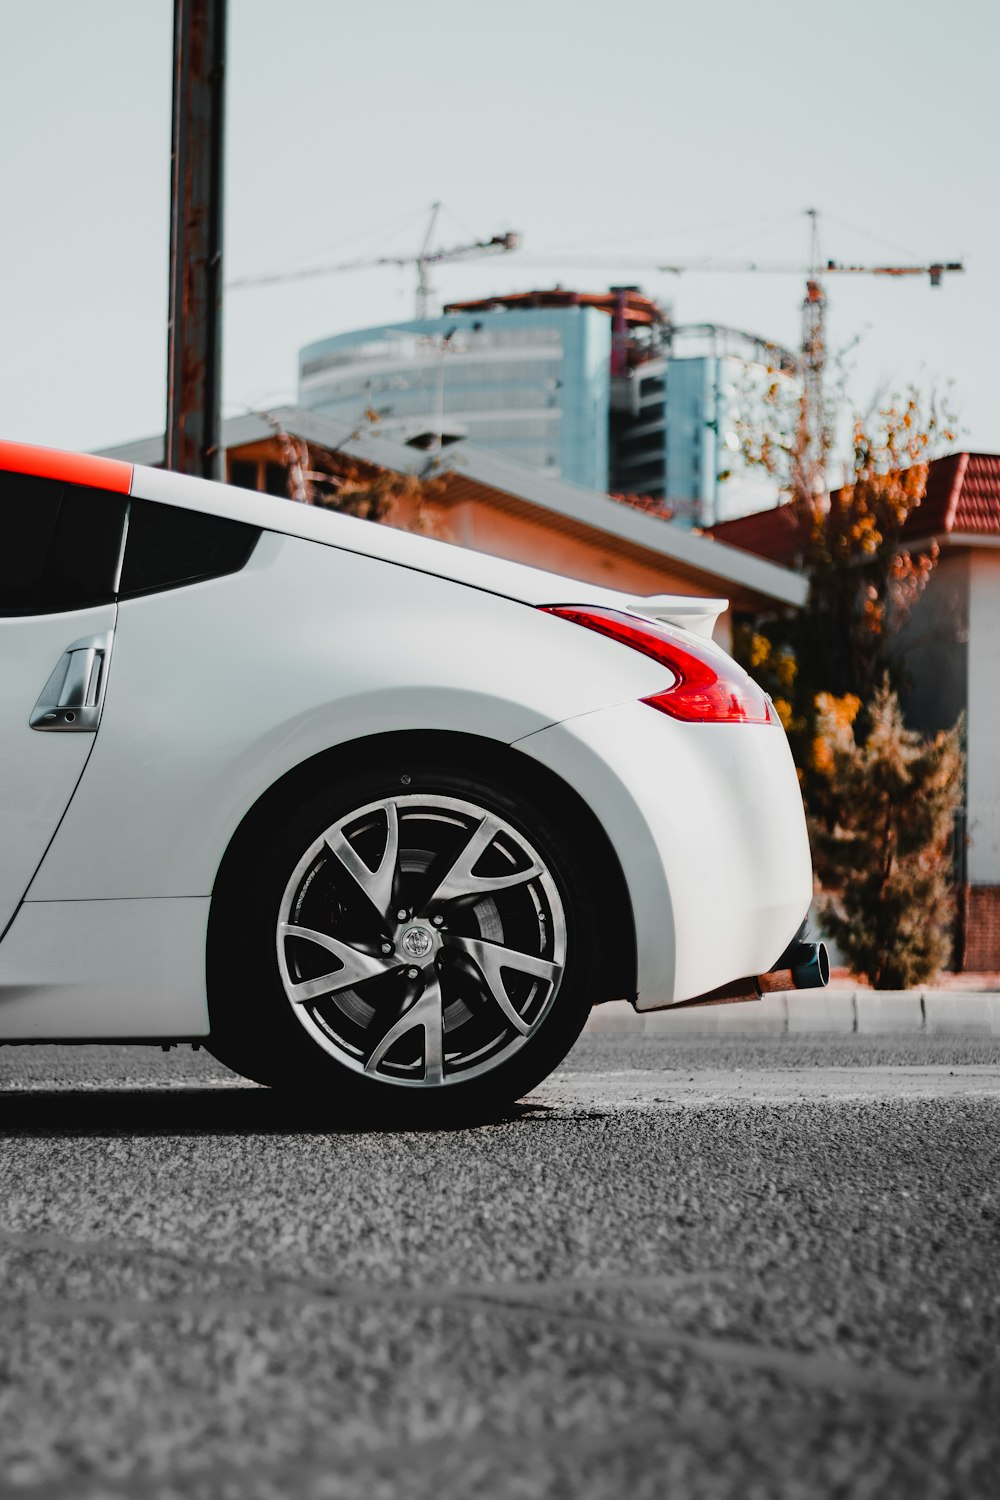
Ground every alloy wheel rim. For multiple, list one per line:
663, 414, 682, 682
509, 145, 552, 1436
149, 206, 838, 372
275, 794, 567, 1088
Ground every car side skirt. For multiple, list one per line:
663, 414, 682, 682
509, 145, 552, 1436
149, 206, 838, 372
0, 898, 211, 1039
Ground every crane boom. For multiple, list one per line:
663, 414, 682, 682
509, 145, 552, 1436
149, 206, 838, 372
512, 254, 963, 282
227, 202, 521, 318
227, 234, 520, 288
660, 259, 963, 280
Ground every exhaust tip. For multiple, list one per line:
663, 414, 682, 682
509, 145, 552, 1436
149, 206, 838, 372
791, 941, 830, 990
758, 939, 831, 993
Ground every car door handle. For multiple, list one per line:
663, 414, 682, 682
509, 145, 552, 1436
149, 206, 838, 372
30, 631, 113, 733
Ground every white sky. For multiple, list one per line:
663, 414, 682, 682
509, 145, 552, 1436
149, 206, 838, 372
1, 0, 997, 461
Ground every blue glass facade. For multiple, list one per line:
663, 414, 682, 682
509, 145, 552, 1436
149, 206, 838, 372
299, 303, 790, 520
666, 351, 794, 526
664, 357, 718, 524
298, 307, 611, 492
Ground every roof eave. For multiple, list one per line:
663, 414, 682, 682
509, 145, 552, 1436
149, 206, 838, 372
936, 531, 1000, 551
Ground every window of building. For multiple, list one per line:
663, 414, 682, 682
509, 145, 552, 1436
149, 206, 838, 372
225, 459, 289, 498
0, 471, 127, 616
229, 460, 258, 491
264, 464, 288, 497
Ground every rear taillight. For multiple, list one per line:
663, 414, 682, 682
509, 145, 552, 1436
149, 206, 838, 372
541, 605, 774, 725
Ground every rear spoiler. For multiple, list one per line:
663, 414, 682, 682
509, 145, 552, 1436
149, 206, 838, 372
625, 596, 728, 640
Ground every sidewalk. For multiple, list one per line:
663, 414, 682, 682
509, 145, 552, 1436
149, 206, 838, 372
585, 988, 1000, 1037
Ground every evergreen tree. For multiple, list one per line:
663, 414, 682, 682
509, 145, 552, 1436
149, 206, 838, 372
811, 686, 963, 989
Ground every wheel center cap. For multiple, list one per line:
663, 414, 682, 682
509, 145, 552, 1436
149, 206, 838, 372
400, 925, 434, 959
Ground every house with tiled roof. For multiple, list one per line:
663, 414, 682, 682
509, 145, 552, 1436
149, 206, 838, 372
710, 453, 1000, 566
712, 453, 1000, 971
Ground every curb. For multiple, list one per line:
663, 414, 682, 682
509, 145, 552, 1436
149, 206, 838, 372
584, 991, 1000, 1038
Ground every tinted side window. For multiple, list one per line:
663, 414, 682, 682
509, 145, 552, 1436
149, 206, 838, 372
0, 471, 127, 616
118, 500, 260, 598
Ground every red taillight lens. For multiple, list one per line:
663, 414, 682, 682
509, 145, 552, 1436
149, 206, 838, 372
541, 605, 774, 725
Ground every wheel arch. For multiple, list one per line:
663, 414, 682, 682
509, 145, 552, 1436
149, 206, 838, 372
207, 728, 637, 1013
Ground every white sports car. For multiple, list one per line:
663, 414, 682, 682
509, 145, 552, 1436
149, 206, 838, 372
0, 442, 825, 1116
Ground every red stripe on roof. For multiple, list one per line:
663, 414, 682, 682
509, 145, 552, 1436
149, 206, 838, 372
0, 440, 132, 494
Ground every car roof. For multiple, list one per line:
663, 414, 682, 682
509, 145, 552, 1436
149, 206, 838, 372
130, 460, 644, 610
0, 439, 131, 494
0, 439, 641, 612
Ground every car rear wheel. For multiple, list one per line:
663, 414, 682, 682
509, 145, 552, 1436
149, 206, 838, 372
207, 760, 599, 1120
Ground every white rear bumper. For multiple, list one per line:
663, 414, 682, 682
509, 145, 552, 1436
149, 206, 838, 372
514, 699, 813, 1008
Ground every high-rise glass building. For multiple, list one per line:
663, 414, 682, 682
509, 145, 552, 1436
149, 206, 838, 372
298, 301, 612, 492
663, 325, 799, 527
298, 290, 797, 525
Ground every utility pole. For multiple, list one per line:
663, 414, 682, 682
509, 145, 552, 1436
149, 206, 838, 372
165, 0, 227, 479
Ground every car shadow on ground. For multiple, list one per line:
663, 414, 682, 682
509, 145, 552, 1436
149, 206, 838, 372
0, 1085, 557, 1138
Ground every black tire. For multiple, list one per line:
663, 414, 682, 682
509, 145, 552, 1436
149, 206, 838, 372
206, 756, 599, 1122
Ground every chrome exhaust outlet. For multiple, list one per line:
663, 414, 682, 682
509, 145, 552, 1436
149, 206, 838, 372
759, 940, 830, 994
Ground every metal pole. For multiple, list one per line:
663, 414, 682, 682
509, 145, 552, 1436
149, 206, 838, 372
165, 0, 227, 479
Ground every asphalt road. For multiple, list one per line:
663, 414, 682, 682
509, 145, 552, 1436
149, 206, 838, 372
2, 1034, 999, 1500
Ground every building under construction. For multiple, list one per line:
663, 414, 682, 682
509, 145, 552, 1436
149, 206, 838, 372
297, 287, 798, 526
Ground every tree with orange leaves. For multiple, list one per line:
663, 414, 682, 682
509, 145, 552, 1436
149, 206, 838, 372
800, 402, 946, 705
735, 395, 965, 987
736, 396, 955, 757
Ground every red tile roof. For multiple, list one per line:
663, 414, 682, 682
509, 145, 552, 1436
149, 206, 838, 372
914, 452, 1000, 536
707, 501, 808, 566
709, 453, 1000, 563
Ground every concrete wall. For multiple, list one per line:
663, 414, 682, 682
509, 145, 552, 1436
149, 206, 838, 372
967, 550, 1000, 887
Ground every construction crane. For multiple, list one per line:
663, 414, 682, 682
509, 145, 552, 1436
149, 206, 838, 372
227, 202, 521, 320
515, 211, 963, 499
754, 209, 963, 499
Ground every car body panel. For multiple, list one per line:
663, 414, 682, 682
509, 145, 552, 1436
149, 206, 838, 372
0, 898, 210, 1038
515, 698, 813, 1005
0, 603, 117, 932
25, 530, 669, 904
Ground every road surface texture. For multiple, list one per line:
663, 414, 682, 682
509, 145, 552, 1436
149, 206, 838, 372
2, 1033, 999, 1500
